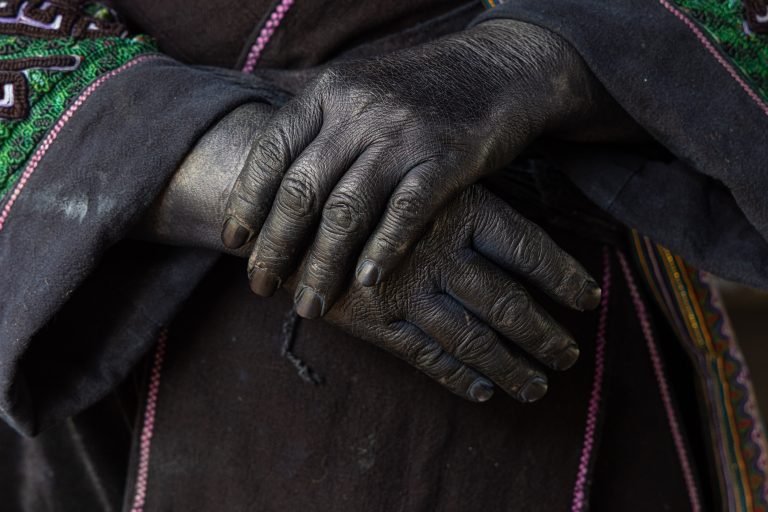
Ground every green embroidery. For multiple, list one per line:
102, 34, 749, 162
0, 28, 155, 199
673, 0, 768, 101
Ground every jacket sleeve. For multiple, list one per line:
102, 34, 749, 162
0, 1, 287, 435
476, 0, 768, 288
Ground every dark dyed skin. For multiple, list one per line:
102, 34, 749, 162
138, 102, 596, 403
220, 19, 638, 320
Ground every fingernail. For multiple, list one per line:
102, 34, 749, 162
295, 286, 325, 319
356, 259, 381, 287
576, 280, 602, 311
520, 376, 548, 403
221, 217, 251, 248
249, 267, 281, 297
552, 342, 580, 371
468, 378, 494, 403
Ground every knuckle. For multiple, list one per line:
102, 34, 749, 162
255, 136, 287, 175
437, 365, 467, 388
453, 325, 494, 362
277, 173, 317, 218
512, 234, 548, 276
488, 288, 535, 339
409, 341, 444, 369
390, 186, 426, 221
322, 190, 367, 235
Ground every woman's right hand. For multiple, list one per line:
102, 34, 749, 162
317, 185, 600, 403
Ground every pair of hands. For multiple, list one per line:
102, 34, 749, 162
221, 20, 605, 321
154, 20, 617, 403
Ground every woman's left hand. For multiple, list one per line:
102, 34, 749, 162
221, 19, 611, 319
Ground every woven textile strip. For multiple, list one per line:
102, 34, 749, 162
0, 2, 156, 200
631, 230, 768, 512
672, 0, 768, 100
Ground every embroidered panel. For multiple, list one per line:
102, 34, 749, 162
0, 1, 156, 199
481, 0, 768, 105
673, 0, 768, 101
631, 230, 768, 512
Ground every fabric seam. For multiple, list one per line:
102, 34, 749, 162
657, 0, 768, 117
618, 249, 702, 512
129, 329, 168, 512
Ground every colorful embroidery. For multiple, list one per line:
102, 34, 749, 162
744, 0, 768, 33
631, 231, 768, 512
241, 0, 295, 73
671, 0, 768, 101
0, 1, 156, 200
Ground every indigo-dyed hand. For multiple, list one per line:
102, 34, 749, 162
320, 185, 598, 403
138, 104, 600, 403
221, 19, 623, 319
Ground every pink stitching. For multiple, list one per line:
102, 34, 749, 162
130, 329, 168, 512
0, 54, 158, 233
571, 246, 611, 512
617, 250, 702, 512
658, 0, 768, 117
241, 0, 295, 73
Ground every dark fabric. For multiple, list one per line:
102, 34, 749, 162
0, 248, 701, 511
0, 1, 741, 509
0, 387, 137, 512
0, 57, 288, 435
590, 257, 704, 511
109, 0, 476, 69
117, 240, 695, 512
477, 1, 768, 289
540, 142, 768, 288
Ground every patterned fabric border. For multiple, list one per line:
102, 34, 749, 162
631, 230, 768, 512
481, 0, 768, 104
672, 0, 768, 101
0, 1, 156, 200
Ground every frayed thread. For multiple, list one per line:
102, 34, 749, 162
280, 309, 323, 385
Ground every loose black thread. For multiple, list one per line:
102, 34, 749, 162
280, 309, 323, 385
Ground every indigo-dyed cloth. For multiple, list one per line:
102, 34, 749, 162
477, 0, 768, 288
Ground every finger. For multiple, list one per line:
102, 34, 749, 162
294, 152, 402, 318
222, 97, 323, 249
446, 251, 579, 371
247, 128, 362, 300
355, 162, 458, 287
473, 193, 601, 311
410, 294, 548, 403
375, 321, 495, 403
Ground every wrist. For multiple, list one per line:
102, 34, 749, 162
134, 102, 275, 255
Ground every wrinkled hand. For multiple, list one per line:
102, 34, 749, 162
318, 185, 599, 403
138, 103, 600, 403
221, 19, 608, 319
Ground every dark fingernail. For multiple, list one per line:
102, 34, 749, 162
222, 217, 251, 248
576, 280, 602, 311
468, 378, 494, 403
520, 376, 548, 403
249, 267, 281, 297
295, 286, 325, 319
552, 342, 580, 371
356, 259, 381, 287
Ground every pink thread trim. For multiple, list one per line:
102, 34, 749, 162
241, 0, 295, 73
617, 250, 702, 512
657, 0, 768, 117
0, 54, 158, 233
571, 246, 611, 512
130, 329, 168, 512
